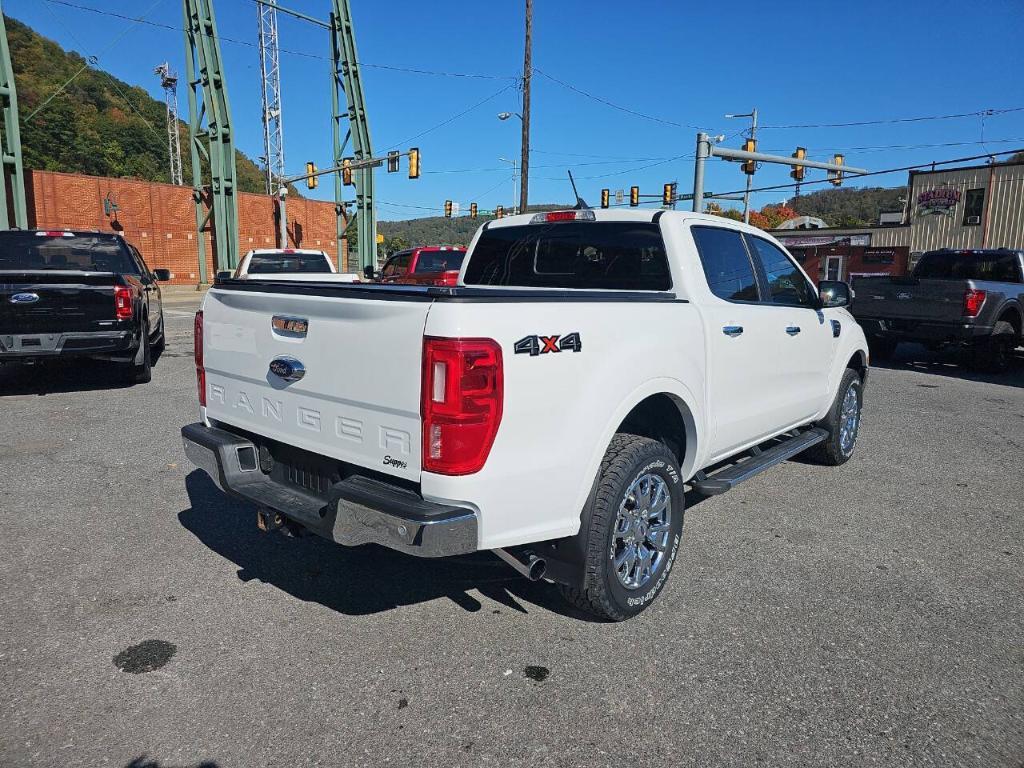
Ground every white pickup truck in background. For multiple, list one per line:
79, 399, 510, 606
221, 248, 361, 283
183, 209, 868, 620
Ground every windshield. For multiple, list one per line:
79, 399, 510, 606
413, 250, 465, 273
0, 232, 139, 273
914, 251, 1022, 282
463, 222, 670, 290
246, 252, 331, 274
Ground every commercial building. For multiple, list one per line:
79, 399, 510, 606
771, 158, 1024, 283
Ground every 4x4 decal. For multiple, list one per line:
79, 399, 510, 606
514, 332, 582, 356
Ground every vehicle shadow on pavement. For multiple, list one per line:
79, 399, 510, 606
179, 471, 594, 620
0, 348, 167, 396
872, 344, 1024, 388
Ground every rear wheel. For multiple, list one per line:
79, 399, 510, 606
153, 311, 166, 354
557, 434, 684, 621
123, 320, 152, 384
970, 320, 1015, 373
807, 368, 863, 466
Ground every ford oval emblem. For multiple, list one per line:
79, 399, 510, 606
269, 356, 306, 382
10, 292, 40, 304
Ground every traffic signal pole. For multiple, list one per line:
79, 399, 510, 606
692, 132, 868, 214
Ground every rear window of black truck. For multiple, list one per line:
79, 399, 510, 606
463, 222, 671, 291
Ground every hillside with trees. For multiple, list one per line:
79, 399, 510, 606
5, 14, 266, 192
784, 186, 906, 227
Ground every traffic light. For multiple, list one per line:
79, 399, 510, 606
829, 154, 845, 186
305, 161, 318, 190
662, 183, 675, 207
495, 205, 504, 219
342, 158, 353, 186
470, 203, 478, 219
444, 200, 453, 218
630, 186, 639, 207
387, 151, 400, 173
601, 188, 610, 209
408, 147, 420, 179
790, 147, 806, 182
742, 138, 757, 175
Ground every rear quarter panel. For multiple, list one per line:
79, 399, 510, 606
421, 298, 706, 549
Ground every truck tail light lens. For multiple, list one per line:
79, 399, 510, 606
963, 289, 987, 317
421, 337, 503, 475
194, 310, 206, 406
114, 285, 133, 320
434, 270, 460, 287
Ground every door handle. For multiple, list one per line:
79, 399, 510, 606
785, 326, 801, 336
722, 325, 744, 337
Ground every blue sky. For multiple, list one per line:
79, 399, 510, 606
8, 0, 1024, 220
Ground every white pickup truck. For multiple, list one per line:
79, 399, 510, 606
183, 209, 868, 620
221, 248, 360, 282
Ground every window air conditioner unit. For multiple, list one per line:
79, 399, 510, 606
966, 215, 981, 225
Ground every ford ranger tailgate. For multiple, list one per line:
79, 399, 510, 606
853, 276, 968, 323
201, 284, 430, 481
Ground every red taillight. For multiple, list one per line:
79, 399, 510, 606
545, 211, 577, 222
194, 310, 206, 406
963, 289, 987, 317
421, 337, 503, 475
114, 285, 133, 320
435, 270, 460, 287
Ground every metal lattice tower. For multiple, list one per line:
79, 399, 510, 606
154, 63, 184, 186
0, 6, 28, 229
184, 0, 240, 277
257, 0, 284, 197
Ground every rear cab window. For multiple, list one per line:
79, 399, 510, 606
914, 251, 1023, 282
412, 250, 465, 273
0, 232, 139, 274
246, 252, 331, 274
463, 221, 671, 290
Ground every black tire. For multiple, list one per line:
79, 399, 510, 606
807, 368, 863, 466
970, 320, 1015, 373
867, 335, 897, 361
557, 435, 684, 621
124, 320, 152, 384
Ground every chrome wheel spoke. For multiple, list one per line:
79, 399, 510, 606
611, 472, 674, 591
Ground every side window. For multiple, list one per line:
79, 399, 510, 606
962, 189, 984, 226
382, 254, 410, 277
124, 245, 144, 276
691, 226, 759, 302
746, 236, 816, 308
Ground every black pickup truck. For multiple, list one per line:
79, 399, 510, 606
852, 248, 1024, 372
0, 230, 170, 383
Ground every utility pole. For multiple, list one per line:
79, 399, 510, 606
154, 63, 184, 186
519, 0, 532, 214
257, 0, 286, 247
0, 8, 27, 229
725, 108, 757, 223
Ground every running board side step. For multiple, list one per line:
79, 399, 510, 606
692, 428, 828, 496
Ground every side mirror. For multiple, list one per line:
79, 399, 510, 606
216, 270, 233, 281
819, 280, 852, 309
152, 268, 172, 282
362, 265, 376, 281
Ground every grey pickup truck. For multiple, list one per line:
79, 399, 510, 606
852, 248, 1024, 372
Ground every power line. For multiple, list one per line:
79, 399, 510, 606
380, 83, 517, 152
42, 0, 516, 80
537, 153, 692, 181
533, 67, 709, 130
759, 107, 1024, 130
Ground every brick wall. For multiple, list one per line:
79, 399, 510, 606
25, 170, 350, 284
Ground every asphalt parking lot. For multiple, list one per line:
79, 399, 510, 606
2, 294, 1022, 768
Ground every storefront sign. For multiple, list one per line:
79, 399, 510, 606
776, 234, 871, 247
916, 187, 961, 216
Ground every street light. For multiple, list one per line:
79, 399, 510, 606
499, 157, 518, 214
497, 111, 522, 122
725, 108, 758, 223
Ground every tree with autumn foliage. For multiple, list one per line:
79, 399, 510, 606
706, 202, 799, 229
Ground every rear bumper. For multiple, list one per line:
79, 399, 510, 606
0, 330, 133, 360
180, 423, 478, 558
856, 317, 991, 344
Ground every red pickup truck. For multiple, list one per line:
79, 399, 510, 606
377, 246, 467, 286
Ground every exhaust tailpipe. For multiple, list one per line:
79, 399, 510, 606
495, 548, 547, 581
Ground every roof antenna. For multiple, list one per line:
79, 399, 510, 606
568, 170, 590, 210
